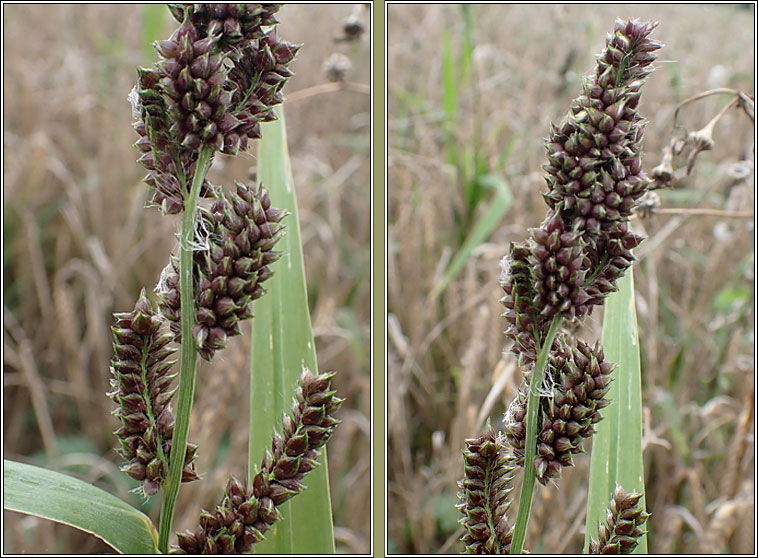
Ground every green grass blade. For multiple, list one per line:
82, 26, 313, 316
428, 175, 512, 300
441, 28, 457, 129
460, 5, 474, 82
441, 28, 459, 172
3, 459, 158, 554
249, 106, 335, 554
585, 269, 647, 553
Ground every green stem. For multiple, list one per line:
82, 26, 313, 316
157, 145, 214, 553
509, 314, 563, 554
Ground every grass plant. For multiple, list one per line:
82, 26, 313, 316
388, 4, 753, 554
3, 4, 363, 554
458, 20, 661, 554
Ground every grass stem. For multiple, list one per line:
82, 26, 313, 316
157, 145, 214, 553
509, 314, 562, 554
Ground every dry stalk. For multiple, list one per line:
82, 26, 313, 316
723, 385, 754, 500
450, 304, 490, 458
22, 209, 55, 325
651, 87, 754, 189
285, 81, 370, 102
4, 307, 59, 458
644, 207, 754, 218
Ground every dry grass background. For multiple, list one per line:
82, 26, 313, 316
388, 4, 754, 555
3, 4, 370, 554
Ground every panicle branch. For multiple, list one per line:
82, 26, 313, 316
107, 289, 199, 496
172, 369, 343, 554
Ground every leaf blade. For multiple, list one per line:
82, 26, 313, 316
429, 175, 512, 300
585, 270, 647, 553
3, 459, 158, 554
249, 107, 335, 554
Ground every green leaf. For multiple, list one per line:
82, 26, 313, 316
712, 284, 752, 315
3, 459, 158, 554
441, 28, 458, 128
460, 5, 474, 82
441, 28, 459, 172
249, 106, 335, 553
432, 490, 461, 533
428, 175, 512, 300
585, 270, 648, 553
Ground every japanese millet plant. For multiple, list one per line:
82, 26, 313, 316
457, 18, 660, 554
4, 5, 342, 554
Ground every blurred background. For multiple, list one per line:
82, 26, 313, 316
3, 4, 370, 554
388, 4, 754, 554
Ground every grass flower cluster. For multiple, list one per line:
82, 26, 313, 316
132, 4, 299, 214
111, 4, 342, 553
157, 182, 286, 361
2, 4, 343, 554
3, 1, 376, 553
458, 18, 661, 554
107, 289, 199, 496
173, 369, 343, 554
456, 426, 516, 554
505, 339, 615, 483
589, 486, 650, 554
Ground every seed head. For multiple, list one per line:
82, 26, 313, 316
133, 67, 219, 214
542, 19, 660, 233
323, 52, 352, 82
169, 4, 282, 49
495, 18, 659, 496
132, 4, 299, 212
172, 369, 342, 554
651, 142, 675, 186
589, 485, 650, 554
336, 13, 365, 42
456, 427, 516, 554
158, 182, 286, 361
226, 30, 301, 151
582, 222, 643, 311
529, 211, 591, 322
107, 289, 199, 496
505, 340, 615, 485
500, 242, 540, 367
153, 17, 234, 152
